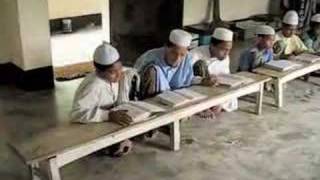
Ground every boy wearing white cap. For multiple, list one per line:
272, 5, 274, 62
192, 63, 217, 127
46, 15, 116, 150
191, 27, 237, 113
71, 42, 133, 156
274, 10, 308, 59
135, 29, 216, 98
239, 25, 275, 72
302, 14, 320, 53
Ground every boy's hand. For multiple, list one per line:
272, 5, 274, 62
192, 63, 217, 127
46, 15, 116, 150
109, 110, 132, 126
201, 75, 219, 86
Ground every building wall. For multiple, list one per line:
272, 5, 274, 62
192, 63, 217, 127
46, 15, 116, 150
0, 0, 24, 67
18, 0, 52, 70
183, 0, 213, 26
48, 0, 106, 19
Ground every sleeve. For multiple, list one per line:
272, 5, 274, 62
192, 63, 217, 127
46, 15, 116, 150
190, 48, 201, 65
223, 57, 231, 74
71, 86, 110, 124
238, 51, 251, 72
295, 36, 308, 53
184, 54, 195, 86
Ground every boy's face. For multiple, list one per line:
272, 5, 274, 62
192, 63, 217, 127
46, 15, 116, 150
210, 41, 233, 61
282, 24, 297, 38
257, 35, 274, 49
101, 61, 123, 83
165, 45, 188, 67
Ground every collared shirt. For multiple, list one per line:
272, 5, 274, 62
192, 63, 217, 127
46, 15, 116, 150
275, 31, 308, 55
71, 72, 119, 123
302, 31, 320, 53
134, 47, 194, 92
190, 45, 237, 112
239, 47, 273, 72
191, 45, 230, 75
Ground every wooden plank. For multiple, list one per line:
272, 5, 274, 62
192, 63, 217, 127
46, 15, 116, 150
12, 72, 270, 168
11, 123, 122, 164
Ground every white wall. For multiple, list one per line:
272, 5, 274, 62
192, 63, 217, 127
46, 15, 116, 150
183, 0, 213, 26
219, 0, 278, 21
48, 0, 105, 19
0, 0, 52, 70
18, 0, 52, 70
0, 0, 24, 67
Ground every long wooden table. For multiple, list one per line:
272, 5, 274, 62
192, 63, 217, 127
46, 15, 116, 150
254, 61, 320, 108
9, 72, 270, 180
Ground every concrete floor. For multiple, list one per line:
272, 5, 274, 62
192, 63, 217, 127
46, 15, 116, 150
1, 43, 320, 179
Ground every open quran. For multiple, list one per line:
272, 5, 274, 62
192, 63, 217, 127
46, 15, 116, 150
156, 88, 207, 108
293, 53, 320, 64
111, 101, 166, 125
264, 60, 302, 72
217, 74, 254, 88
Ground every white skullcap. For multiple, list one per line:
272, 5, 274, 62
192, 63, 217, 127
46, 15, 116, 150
212, 27, 233, 41
93, 41, 120, 65
256, 25, 275, 35
169, 29, 192, 47
283, 10, 299, 25
311, 14, 320, 23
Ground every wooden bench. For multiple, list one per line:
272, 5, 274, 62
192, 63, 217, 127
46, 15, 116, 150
254, 61, 320, 108
9, 72, 270, 180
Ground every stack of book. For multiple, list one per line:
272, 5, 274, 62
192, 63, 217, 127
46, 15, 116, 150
264, 60, 302, 72
293, 53, 320, 64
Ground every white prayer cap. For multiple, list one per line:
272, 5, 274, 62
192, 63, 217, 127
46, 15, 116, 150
256, 25, 275, 35
283, 10, 299, 25
93, 41, 120, 65
169, 29, 192, 47
311, 14, 320, 23
212, 27, 233, 41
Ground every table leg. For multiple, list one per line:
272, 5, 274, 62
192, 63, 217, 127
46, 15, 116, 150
274, 80, 283, 108
170, 120, 180, 151
40, 157, 61, 180
255, 83, 264, 115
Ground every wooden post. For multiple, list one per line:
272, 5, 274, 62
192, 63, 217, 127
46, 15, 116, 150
170, 120, 180, 151
41, 157, 61, 180
30, 162, 41, 180
274, 80, 283, 108
255, 83, 264, 115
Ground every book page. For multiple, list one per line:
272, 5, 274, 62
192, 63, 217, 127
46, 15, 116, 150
174, 88, 207, 101
129, 101, 166, 113
156, 91, 190, 107
112, 104, 151, 123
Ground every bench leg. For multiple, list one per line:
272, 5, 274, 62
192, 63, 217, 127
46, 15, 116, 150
40, 157, 61, 180
274, 80, 283, 108
30, 163, 41, 180
255, 83, 264, 115
169, 120, 180, 151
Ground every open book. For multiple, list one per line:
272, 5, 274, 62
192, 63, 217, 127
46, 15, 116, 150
216, 74, 254, 88
293, 53, 320, 64
264, 60, 302, 72
156, 88, 207, 108
111, 101, 166, 125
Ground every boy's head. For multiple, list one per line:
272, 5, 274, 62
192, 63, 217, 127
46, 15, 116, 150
210, 27, 233, 61
93, 42, 123, 83
281, 10, 299, 38
310, 14, 320, 36
165, 29, 192, 67
255, 25, 275, 49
